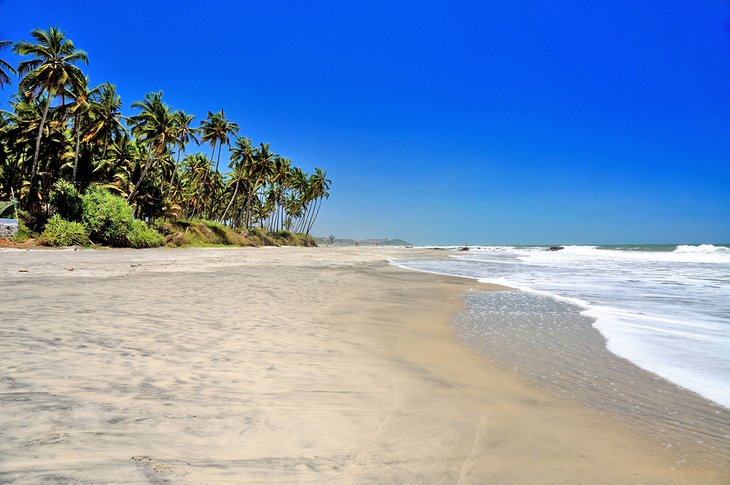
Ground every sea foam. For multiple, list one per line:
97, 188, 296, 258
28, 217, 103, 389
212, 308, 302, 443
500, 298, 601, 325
394, 245, 730, 409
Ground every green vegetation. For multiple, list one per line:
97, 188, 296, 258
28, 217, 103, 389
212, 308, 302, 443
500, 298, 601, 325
127, 219, 165, 248
49, 180, 83, 221
81, 186, 134, 246
12, 221, 31, 242
38, 214, 89, 246
157, 219, 315, 248
0, 27, 330, 247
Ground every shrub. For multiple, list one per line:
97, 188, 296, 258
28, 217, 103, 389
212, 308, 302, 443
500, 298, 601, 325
81, 186, 134, 246
39, 214, 89, 247
12, 221, 31, 242
50, 180, 83, 222
16, 208, 46, 233
127, 219, 165, 248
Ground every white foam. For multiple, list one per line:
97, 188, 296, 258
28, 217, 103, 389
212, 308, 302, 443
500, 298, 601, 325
392, 244, 730, 409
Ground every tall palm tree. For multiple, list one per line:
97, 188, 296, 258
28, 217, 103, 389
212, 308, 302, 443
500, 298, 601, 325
14, 27, 88, 199
85, 82, 124, 160
246, 143, 275, 228
64, 76, 99, 181
221, 135, 253, 223
304, 168, 331, 234
173, 110, 199, 164
270, 156, 292, 231
200, 110, 239, 173
127, 91, 176, 202
0, 40, 17, 89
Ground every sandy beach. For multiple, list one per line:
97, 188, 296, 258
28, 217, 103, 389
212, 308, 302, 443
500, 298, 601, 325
0, 247, 727, 483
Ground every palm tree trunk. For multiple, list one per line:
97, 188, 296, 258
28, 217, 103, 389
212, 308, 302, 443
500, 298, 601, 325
303, 201, 316, 235
215, 143, 223, 173
73, 115, 81, 182
29, 91, 52, 203
221, 177, 240, 224
210, 142, 217, 172
128, 149, 154, 202
306, 197, 323, 235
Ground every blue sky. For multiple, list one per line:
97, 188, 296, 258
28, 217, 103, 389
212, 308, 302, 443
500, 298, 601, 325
1, 1, 729, 245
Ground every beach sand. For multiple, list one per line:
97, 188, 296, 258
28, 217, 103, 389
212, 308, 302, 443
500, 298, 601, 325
0, 247, 726, 483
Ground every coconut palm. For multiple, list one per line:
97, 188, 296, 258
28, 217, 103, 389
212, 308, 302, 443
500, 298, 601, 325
304, 168, 331, 234
63, 76, 99, 181
14, 27, 88, 200
173, 110, 199, 164
269, 156, 292, 231
127, 91, 176, 202
221, 136, 253, 223
1, 28, 332, 234
85, 82, 124, 160
200, 110, 239, 173
0, 40, 17, 89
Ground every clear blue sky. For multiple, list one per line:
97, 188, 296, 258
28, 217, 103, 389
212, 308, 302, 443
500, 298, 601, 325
2, 1, 729, 245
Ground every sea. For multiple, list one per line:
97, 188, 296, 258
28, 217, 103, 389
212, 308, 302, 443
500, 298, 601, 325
393, 244, 730, 411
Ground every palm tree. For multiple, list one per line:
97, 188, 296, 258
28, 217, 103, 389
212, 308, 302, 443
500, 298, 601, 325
270, 156, 292, 231
245, 143, 275, 228
127, 91, 175, 202
304, 168, 331, 234
179, 153, 215, 218
0, 40, 17, 89
85, 82, 124, 160
200, 110, 239, 173
14, 27, 88, 200
173, 110, 199, 164
64, 76, 98, 181
0, 29, 333, 234
221, 135, 253, 223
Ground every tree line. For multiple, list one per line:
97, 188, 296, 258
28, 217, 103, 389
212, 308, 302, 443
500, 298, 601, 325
0, 27, 330, 235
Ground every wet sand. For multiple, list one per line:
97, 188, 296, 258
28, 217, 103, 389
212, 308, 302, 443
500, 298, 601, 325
0, 247, 726, 483
454, 290, 730, 467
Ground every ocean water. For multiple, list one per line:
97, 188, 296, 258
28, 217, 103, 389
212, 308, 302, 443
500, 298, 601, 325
393, 244, 730, 410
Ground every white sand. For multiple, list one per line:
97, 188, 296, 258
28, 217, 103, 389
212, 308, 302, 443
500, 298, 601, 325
0, 247, 725, 483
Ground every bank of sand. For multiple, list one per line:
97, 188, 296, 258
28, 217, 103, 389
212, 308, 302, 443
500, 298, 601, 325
0, 247, 726, 483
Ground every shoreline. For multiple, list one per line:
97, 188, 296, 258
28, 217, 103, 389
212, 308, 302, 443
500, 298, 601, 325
391, 258, 730, 455
0, 247, 726, 482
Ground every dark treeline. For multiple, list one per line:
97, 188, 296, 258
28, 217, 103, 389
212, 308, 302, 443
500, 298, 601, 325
0, 27, 330, 234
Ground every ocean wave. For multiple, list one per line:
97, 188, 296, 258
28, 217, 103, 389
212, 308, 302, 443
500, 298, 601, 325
458, 244, 730, 264
392, 247, 730, 409
674, 244, 730, 253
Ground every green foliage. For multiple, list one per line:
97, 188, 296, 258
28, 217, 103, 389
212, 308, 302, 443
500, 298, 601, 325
2, 28, 331, 237
50, 180, 83, 221
38, 214, 89, 246
12, 221, 31, 242
127, 219, 164, 248
81, 186, 133, 246
0, 200, 14, 218
15, 208, 46, 233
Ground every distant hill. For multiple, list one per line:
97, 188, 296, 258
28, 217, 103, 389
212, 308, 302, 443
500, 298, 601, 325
314, 237, 412, 247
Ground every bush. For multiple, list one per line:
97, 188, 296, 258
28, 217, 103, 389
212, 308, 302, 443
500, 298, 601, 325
127, 219, 165, 248
50, 180, 83, 222
39, 215, 89, 247
81, 186, 134, 246
12, 221, 31, 242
